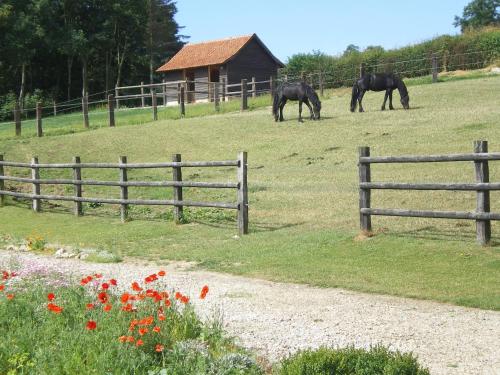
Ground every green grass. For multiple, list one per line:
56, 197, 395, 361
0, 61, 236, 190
1, 75, 499, 310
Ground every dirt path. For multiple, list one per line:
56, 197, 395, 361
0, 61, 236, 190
1, 250, 498, 375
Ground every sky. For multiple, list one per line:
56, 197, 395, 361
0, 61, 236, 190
175, 0, 470, 62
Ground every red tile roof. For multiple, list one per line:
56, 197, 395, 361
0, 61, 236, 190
156, 34, 283, 72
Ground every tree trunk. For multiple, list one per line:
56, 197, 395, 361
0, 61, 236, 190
115, 44, 127, 88
148, 0, 154, 85
18, 63, 26, 112
105, 52, 110, 94
81, 57, 88, 97
67, 56, 73, 101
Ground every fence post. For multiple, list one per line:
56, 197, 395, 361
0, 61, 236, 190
73, 156, 83, 216
474, 140, 491, 245
214, 83, 220, 112
177, 83, 181, 104
115, 86, 120, 110
119, 156, 128, 222
251, 77, 256, 98
241, 79, 248, 111
237, 151, 249, 235
152, 90, 158, 121
180, 87, 185, 117
358, 147, 372, 233
14, 101, 21, 137
0, 154, 4, 206
432, 53, 438, 83
31, 156, 40, 212
172, 153, 183, 223
162, 79, 167, 107
82, 94, 89, 128
140, 82, 145, 107
36, 102, 43, 137
360, 63, 366, 78
108, 94, 115, 127
53, 100, 57, 116
222, 78, 226, 102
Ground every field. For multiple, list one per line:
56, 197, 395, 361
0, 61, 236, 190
1, 75, 499, 310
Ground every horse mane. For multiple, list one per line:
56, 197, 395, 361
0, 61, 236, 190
304, 84, 321, 110
395, 75, 408, 99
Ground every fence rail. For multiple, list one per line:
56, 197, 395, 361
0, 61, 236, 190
358, 140, 499, 245
0, 152, 249, 235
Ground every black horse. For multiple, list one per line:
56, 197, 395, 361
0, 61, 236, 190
350, 73, 410, 112
273, 82, 321, 122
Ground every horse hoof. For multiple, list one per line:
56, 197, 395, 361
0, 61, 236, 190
381, 107, 385, 111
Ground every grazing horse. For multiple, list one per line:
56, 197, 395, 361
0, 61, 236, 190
350, 73, 410, 112
273, 82, 321, 122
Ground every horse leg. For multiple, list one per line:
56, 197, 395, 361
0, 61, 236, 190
303, 98, 314, 119
381, 90, 389, 111
298, 100, 304, 122
389, 90, 394, 110
279, 99, 286, 121
358, 90, 366, 112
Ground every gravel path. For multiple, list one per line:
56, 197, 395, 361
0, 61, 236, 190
1, 250, 499, 375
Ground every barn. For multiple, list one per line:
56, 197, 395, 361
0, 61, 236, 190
156, 34, 284, 102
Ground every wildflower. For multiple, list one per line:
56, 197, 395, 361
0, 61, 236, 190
47, 303, 63, 314
136, 339, 144, 347
200, 285, 209, 299
120, 293, 130, 304
47, 293, 55, 301
122, 303, 134, 312
138, 327, 148, 336
109, 279, 117, 286
153, 326, 160, 333
180, 295, 189, 304
175, 292, 182, 300
86, 303, 95, 310
164, 299, 171, 308
6, 294, 14, 300
158, 270, 166, 277
131, 282, 142, 292
86, 320, 97, 330
158, 313, 166, 321
118, 336, 127, 343
0, 285, 4, 291
103, 304, 112, 312
126, 336, 135, 343
94, 273, 103, 279
98, 292, 108, 304
101, 283, 109, 290
155, 344, 164, 352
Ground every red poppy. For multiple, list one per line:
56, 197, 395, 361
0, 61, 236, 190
153, 326, 160, 333
101, 283, 109, 290
136, 339, 144, 347
126, 336, 135, 343
86, 320, 97, 330
109, 279, 117, 286
175, 292, 182, 300
121, 303, 134, 312
94, 273, 103, 279
158, 270, 166, 277
120, 293, 130, 304
158, 313, 166, 321
164, 299, 171, 308
155, 344, 164, 352
200, 285, 209, 299
98, 292, 108, 304
138, 327, 148, 336
103, 304, 112, 312
180, 295, 189, 304
0, 285, 4, 291
118, 335, 127, 343
131, 282, 142, 292
86, 303, 95, 310
47, 293, 55, 301
47, 303, 63, 313
6, 294, 14, 300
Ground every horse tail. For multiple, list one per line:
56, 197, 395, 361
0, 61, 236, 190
272, 88, 280, 120
350, 83, 359, 112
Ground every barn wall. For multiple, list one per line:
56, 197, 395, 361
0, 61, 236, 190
193, 67, 209, 102
226, 38, 280, 92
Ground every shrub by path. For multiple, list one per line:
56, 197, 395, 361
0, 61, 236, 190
1, 250, 498, 375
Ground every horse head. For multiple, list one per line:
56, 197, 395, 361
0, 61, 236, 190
306, 86, 321, 120
400, 94, 410, 110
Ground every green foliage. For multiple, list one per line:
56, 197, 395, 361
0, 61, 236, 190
454, 0, 500, 32
278, 346, 430, 375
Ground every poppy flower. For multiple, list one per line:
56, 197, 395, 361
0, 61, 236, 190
180, 295, 189, 304
155, 344, 164, 352
158, 313, 166, 321
126, 336, 135, 343
109, 279, 117, 286
138, 327, 148, 336
164, 299, 171, 308
158, 270, 166, 277
121, 303, 134, 312
86, 320, 97, 330
136, 339, 144, 347
6, 294, 14, 300
103, 304, 112, 312
0, 285, 5, 292
98, 292, 108, 304
94, 273, 103, 279
174, 292, 182, 300
200, 285, 209, 299
120, 293, 130, 304
47, 303, 63, 314
131, 282, 142, 292
118, 336, 127, 343
47, 293, 55, 301
101, 283, 109, 290
153, 326, 160, 333
86, 303, 95, 310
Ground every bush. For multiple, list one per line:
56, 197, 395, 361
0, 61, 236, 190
277, 346, 430, 375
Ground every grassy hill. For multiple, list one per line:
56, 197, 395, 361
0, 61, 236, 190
1, 75, 499, 310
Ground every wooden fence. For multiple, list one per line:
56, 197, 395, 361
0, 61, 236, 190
358, 141, 500, 245
0, 152, 249, 235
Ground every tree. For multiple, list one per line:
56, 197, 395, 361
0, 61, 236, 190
454, 0, 500, 31
343, 44, 360, 56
